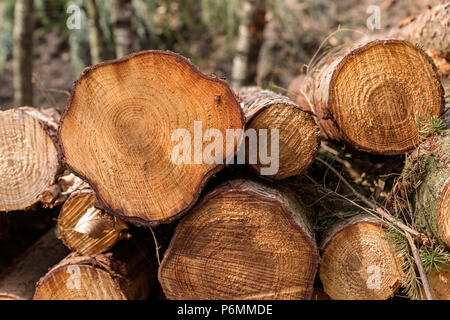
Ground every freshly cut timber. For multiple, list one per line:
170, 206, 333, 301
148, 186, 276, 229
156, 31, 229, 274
58, 189, 130, 256
39, 172, 90, 209
238, 87, 319, 179
293, 39, 444, 155
34, 242, 155, 300
286, 74, 306, 104
58, 50, 244, 226
0, 228, 69, 300
320, 215, 404, 300
428, 263, 450, 300
0, 107, 59, 211
410, 108, 450, 247
158, 178, 318, 300
230, 0, 267, 88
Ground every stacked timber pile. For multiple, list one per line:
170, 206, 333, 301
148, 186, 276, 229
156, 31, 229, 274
0, 4, 449, 300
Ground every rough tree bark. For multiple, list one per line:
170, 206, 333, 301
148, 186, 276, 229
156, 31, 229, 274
0, 228, 69, 300
0, 107, 59, 211
291, 39, 444, 155
13, 0, 34, 107
33, 241, 155, 300
409, 108, 450, 247
58, 50, 244, 226
238, 86, 319, 179
320, 214, 405, 300
85, 0, 104, 65
158, 178, 318, 300
58, 189, 129, 256
231, 0, 267, 88
110, 0, 138, 58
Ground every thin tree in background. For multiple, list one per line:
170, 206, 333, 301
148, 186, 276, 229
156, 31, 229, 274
13, 0, 34, 107
85, 0, 104, 65
231, 0, 267, 88
110, 0, 138, 58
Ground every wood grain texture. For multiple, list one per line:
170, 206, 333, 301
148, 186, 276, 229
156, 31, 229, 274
320, 215, 405, 300
58, 50, 244, 226
58, 189, 129, 256
0, 107, 59, 211
34, 242, 155, 300
393, 2, 449, 75
292, 39, 444, 155
158, 178, 318, 300
238, 87, 319, 179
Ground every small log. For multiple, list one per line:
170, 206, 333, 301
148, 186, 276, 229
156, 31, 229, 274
158, 178, 318, 300
428, 262, 450, 300
238, 87, 319, 179
58, 50, 244, 226
286, 74, 306, 104
292, 39, 444, 155
34, 241, 155, 300
320, 215, 404, 300
58, 189, 130, 256
0, 107, 60, 211
0, 228, 69, 300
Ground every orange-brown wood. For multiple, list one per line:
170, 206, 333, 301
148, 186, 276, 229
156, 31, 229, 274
291, 39, 444, 155
159, 178, 318, 300
0, 107, 60, 211
58, 189, 129, 256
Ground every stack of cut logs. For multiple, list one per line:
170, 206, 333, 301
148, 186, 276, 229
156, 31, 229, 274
0, 3, 449, 300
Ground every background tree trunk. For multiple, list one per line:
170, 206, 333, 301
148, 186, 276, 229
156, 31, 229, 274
231, 0, 267, 88
13, 0, 34, 107
85, 0, 104, 65
110, 0, 138, 58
